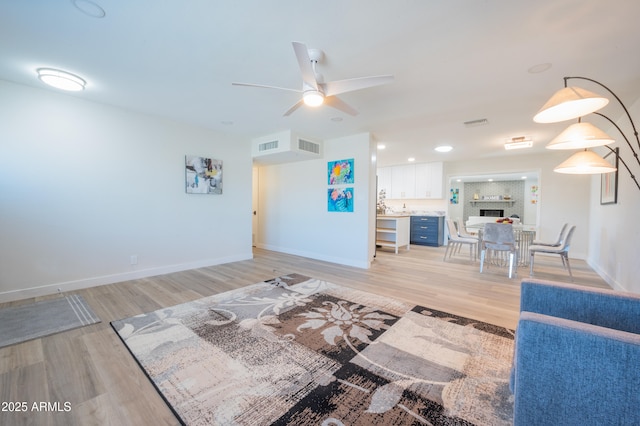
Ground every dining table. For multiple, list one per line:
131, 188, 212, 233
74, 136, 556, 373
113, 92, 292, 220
466, 222, 537, 267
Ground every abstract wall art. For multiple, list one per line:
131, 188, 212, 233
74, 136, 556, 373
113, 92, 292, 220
185, 155, 223, 194
328, 188, 354, 212
328, 158, 354, 185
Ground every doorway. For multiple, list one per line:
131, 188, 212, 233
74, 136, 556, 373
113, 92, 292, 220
252, 166, 259, 247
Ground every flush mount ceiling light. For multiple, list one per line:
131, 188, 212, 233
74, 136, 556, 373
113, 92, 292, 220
37, 68, 86, 91
504, 137, 533, 150
435, 145, 453, 152
71, 0, 106, 18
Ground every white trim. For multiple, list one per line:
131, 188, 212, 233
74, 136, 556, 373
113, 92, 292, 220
256, 243, 371, 269
0, 253, 254, 304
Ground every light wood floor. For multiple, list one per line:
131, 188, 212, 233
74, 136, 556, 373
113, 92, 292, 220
0, 245, 609, 426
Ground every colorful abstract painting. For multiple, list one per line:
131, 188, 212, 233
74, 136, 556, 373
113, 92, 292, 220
185, 155, 222, 194
328, 188, 354, 212
328, 159, 354, 185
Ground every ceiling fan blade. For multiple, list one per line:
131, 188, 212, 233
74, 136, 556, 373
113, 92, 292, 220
232, 82, 301, 93
324, 96, 359, 116
323, 75, 394, 97
283, 99, 305, 116
292, 42, 319, 91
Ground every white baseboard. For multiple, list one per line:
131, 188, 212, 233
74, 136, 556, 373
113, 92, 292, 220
0, 252, 254, 304
586, 258, 624, 291
256, 243, 371, 269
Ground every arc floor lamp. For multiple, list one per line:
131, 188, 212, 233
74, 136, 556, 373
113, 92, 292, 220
533, 76, 640, 192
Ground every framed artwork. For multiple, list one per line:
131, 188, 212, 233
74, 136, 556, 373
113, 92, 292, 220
328, 188, 354, 212
185, 155, 222, 194
450, 188, 459, 204
328, 158, 354, 185
600, 148, 618, 205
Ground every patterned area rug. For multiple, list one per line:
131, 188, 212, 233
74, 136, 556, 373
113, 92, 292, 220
111, 275, 514, 425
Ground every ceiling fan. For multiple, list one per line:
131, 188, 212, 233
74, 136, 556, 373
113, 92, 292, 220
232, 42, 394, 116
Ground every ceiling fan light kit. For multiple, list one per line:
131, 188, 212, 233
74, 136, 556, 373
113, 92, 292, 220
535, 76, 640, 191
303, 90, 324, 107
232, 42, 393, 116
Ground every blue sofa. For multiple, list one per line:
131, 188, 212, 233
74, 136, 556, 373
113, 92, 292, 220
511, 278, 640, 426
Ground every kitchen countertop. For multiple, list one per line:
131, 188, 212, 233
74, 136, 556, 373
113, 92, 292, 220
379, 212, 445, 217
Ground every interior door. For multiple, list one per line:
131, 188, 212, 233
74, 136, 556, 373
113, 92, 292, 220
252, 166, 259, 247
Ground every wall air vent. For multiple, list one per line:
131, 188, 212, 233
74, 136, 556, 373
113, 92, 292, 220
252, 130, 323, 164
298, 138, 320, 154
258, 140, 279, 152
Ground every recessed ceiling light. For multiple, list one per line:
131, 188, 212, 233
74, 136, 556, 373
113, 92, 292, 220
71, 0, 106, 18
377, 144, 386, 149
521, 176, 527, 179
488, 179, 494, 182
37, 68, 86, 91
435, 145, 453, 153
408, 157, 415, 162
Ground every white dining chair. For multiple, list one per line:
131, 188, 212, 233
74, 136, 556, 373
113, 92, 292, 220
532, 222, 568, 247
480, 223, 518, 278
444, 219, 477, 262
529, 225, 576, 280
456, 218, 479, 240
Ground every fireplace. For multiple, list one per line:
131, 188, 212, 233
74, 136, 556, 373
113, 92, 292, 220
480, 209, 504, 217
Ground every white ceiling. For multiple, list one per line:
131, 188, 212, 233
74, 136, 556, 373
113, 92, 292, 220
2, 1, 640, 167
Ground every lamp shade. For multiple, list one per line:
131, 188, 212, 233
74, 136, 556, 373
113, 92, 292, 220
553, 150, 617, 174
533, 86, 609, 123
546, 122, 615, 150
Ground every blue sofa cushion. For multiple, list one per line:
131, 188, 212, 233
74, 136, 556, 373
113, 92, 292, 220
513, 311, 640, 426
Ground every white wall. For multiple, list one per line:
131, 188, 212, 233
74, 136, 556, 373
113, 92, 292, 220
445, 153, 590, 260
256, 133, 376, 268
587, 98, 640, 293
0, 81, 253, 302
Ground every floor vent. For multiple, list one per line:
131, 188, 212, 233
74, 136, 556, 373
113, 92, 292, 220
258, 140, 279, 152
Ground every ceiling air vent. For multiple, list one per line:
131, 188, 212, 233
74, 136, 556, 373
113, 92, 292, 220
258, 140, 279, 152
298, 138, 320, 154
463, 118, 489, 128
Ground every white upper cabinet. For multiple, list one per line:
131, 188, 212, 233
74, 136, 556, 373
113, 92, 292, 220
415, 162, 443, 199
391, 164, 416, 199
378, 162, 443, 199
377, 166, 393, 197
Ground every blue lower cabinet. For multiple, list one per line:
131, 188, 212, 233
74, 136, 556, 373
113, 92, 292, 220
410, 216, 444, 246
